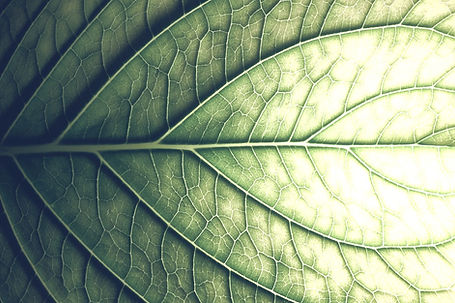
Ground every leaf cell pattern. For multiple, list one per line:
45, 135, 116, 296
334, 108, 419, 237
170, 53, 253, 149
1, 0, 455, 302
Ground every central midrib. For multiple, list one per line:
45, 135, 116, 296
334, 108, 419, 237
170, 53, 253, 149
0, 141, 449, 155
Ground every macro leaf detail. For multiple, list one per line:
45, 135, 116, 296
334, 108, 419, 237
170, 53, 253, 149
1, 0, 455, 302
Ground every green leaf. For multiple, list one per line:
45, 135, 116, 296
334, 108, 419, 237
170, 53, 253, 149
2, 0, 455, 302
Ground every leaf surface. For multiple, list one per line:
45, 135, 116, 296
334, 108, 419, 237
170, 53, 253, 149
2, 0, 455, 302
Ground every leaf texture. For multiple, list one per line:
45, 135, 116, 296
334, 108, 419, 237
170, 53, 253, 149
2, 0, 455, 302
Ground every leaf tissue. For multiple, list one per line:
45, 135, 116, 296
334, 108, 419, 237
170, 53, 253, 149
1, 0, 455, 302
